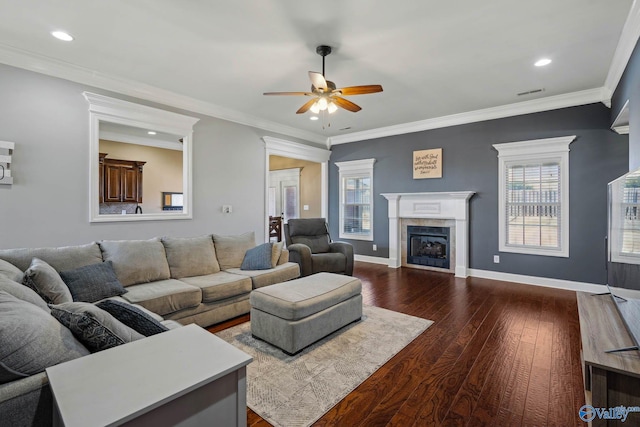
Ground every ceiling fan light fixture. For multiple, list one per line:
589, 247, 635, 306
317, 97, 328, 111
327, 101, 338, 114
310, 102, 320, 114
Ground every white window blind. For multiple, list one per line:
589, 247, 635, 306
505, 162, 561, 248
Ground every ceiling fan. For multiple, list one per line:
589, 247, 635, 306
263, 45, 383, 115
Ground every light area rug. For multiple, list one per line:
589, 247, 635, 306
215, 305, 433, 427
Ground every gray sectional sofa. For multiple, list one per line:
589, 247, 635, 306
0, 232, 300, 426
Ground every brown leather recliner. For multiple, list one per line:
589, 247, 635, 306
284, 218, 354, 277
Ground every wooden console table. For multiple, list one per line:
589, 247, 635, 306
46, 324, 252, 427
577, 292, 640, 427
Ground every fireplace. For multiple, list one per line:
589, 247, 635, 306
407, 226, 450, 269
381, 191, 475, 277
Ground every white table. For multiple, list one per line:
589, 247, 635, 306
46, 324, 252, 427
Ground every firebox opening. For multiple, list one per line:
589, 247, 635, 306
407, 226, 451, 269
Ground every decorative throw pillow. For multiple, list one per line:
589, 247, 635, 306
0, 259, 24, 283
0, 275, 49, 312
49, 302, 144, 353
213, 232, 256, 270
271, 241, 284, 268
241, 243, 274, 270
22, 258, 72, 304
0, 292, 89, 384
59, 261, 127, 303
96, 300, 168, 337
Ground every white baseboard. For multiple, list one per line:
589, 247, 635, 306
354, 254, 390, 265
467, 268, 640, 298
352, 257, 640, 298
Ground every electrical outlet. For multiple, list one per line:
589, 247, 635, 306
493, 255, 500, 263
222, 205, 232, 214
303, 205, 310, 211
373, 244, 377, 251
121, 210, 127, 215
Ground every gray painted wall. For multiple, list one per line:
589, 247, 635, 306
0, 63, 319, 249
329, 103, 628, 285
612, 37, 640, 170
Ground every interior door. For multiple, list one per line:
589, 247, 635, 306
269, 168, 300, 223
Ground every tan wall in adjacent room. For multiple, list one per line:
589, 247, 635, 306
100, 140, 183, 214
269, 155, 321, 218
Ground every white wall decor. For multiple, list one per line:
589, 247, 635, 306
0, 141, 14, 185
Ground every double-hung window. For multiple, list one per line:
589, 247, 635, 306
335, 159, 375, 241
493, 136, 575, 257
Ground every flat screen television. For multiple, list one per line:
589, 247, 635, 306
606, 168, 640, 353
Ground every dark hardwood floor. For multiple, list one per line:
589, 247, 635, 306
208, 262, 586, 427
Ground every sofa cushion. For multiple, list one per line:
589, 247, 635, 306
0, 259, 23, 283
59, 261, 127, 303
212, 232, 255, 270
22, 258, 72, 305
50, 302, 144, 353
99, 239, 171, 286
0, 275, 49, 312
0, 243, 103, 272
290, 235, 331, 254
271, 241, 284, 268
241, 243, 273, 270
0, 292, 89, 384
120, 279, 202, 316
162, 235, 220, 278
96, 300, 168, 337
226, 262, 300, 289
179, 272, 252, 303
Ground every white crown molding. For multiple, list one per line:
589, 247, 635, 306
0, 43, 326, 145
611, 99, 630, 135
603, 0, 640, 103
329, 88, 605, 146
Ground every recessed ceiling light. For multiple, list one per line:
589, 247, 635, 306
147, 131, 157, 135
51, 31, 74, 42
310, 116, 319, 121
534, 58, 552, 67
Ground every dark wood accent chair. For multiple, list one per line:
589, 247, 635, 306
269, 215, 283, 242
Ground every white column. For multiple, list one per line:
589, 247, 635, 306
385, 194, 401, 268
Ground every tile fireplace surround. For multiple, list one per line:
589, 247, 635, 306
381, 191, 475, 278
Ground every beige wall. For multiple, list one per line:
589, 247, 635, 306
269, 155, 321, 218
100, 140, 183, 214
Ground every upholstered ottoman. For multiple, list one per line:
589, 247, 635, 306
249, 272, 363, 354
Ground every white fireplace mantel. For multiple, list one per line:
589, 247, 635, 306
381, 191, 475, 277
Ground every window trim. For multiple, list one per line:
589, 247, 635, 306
335, 158, 375, 241
493, 135, 575, 257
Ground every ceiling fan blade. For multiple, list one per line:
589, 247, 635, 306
296, 98, 318, 114
333, 97, 362, 112
263, 91, 313, 96
309, 72, 328, 91
335, 85, 383, 96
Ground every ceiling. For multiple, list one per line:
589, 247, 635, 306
0, 1, 634, 144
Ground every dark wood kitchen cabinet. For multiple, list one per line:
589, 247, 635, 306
99, 153, 145, 203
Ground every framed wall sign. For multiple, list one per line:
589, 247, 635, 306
413, 148, 442, 179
